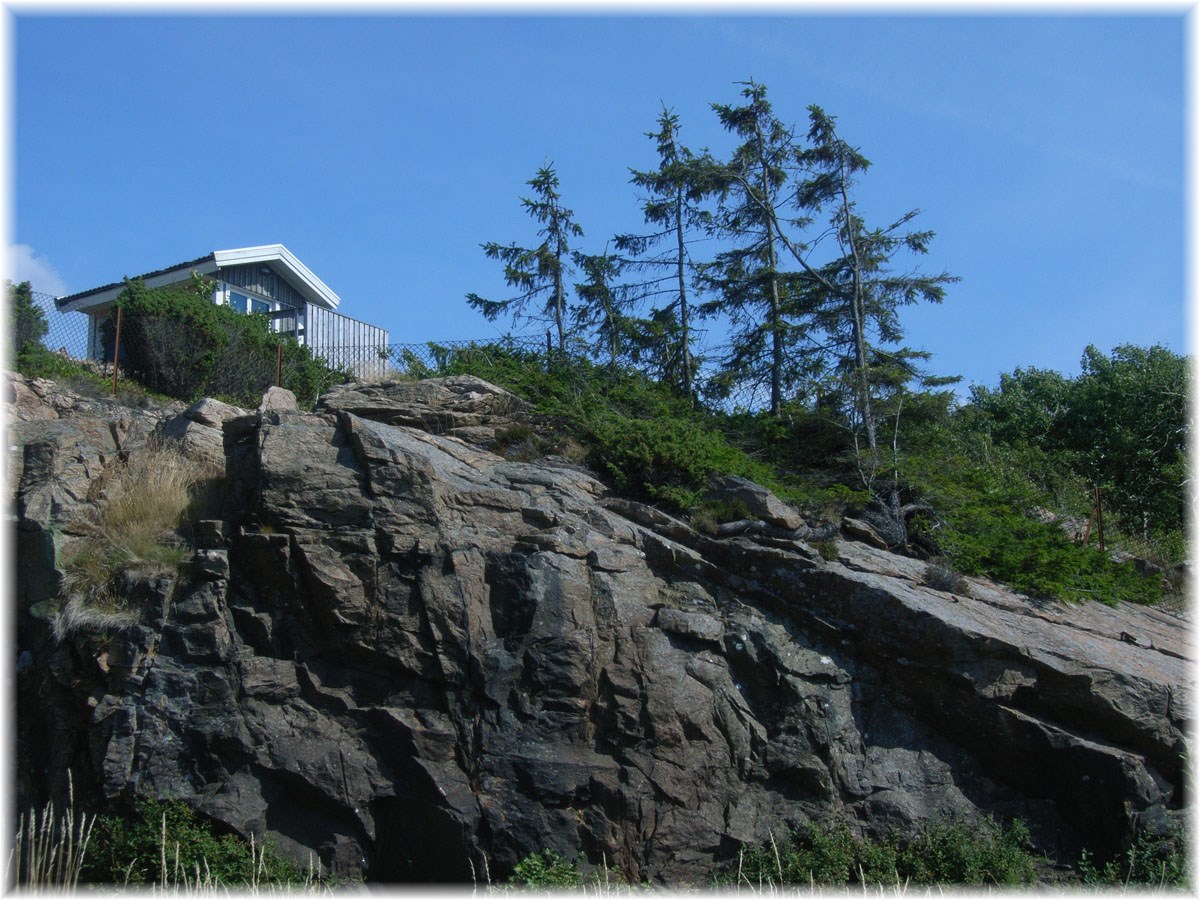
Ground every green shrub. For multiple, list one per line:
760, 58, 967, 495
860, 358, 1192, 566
81, 800, 307, 887
903, 436, 1163, 606
583, 412, 766, 509
727, 818, 1036, 887
509, 849, 585, 888
812, 539, 839, 562
895, 819, 1035, 885
1080, 827, 1188, 887
100, 278, 346, 407
8, 279, 48, 357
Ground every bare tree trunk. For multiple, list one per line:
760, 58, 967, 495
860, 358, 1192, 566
675, 186, 693, 402
839, 153, 876, 462
752, 118, 784, 417
553, 240, 567, 357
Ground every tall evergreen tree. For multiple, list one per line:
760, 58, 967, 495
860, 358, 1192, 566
467, 165, 584, 355
699, 81, 812, 416
791, 106, 958, 485
7, 280, 48, 358
613, 107, 718, 399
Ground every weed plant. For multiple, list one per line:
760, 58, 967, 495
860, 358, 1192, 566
82, 800, 310, 887
1079, 827, 1189, 888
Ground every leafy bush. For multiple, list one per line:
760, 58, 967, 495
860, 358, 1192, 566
81, 800, 307, 887
582, 411, 770, 509
967, 345, 1187, 545
924, 561, 968, 594
1080, 827, 1188, 887
509, 849, 585, 888
903, 432, 1164, 605
895, 819, 1035, 885
433, 344, 787, 513
100, 278, 347, 407
728, 818, 1036, 887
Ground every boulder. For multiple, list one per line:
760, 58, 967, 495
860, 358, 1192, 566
704, 474, 806, 531
159, 397, 248, 467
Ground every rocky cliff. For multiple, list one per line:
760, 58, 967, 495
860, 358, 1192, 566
10, 373, 1191, 884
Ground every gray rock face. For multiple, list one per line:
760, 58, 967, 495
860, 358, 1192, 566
11, 374, 1191, 885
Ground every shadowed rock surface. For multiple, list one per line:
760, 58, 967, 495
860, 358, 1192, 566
10, 373, 1191, 884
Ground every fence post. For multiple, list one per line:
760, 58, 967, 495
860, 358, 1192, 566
1094, 483, 1105, 553
110, 305, 123, 397
276, 343, 282, 387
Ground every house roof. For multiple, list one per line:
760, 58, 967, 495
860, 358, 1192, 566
55, 244, 342, 313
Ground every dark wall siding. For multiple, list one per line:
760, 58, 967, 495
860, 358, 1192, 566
219, 264, 306, 309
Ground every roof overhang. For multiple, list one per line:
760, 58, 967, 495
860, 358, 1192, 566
213, 244, 341, 311
55, 244, 341, 313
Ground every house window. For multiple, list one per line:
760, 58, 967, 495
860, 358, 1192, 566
228, 290, 273, 315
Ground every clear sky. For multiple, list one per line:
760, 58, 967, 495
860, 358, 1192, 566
9, 8, 1187, 395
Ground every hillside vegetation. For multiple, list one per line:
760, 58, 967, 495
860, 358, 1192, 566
429, 342, 1185, 609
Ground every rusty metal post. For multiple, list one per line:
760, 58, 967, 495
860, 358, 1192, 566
1095, 483, 1105, 553
276, 343, 282, 387
110, 305, 123, 397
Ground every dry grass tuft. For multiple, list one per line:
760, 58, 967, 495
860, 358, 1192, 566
56, 438, 224, 639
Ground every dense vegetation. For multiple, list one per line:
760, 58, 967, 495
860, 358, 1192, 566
506, 819, 1187, 889
724, 818, 1038, 887
8, 277, 349, 408
102, 276, 348, 407
81, 800, 310, 887
426, 341, 1183, 608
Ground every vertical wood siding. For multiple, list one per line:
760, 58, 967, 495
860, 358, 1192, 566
218, 264, 306, 309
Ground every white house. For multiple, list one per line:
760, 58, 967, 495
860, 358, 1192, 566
55, 244, 390, 376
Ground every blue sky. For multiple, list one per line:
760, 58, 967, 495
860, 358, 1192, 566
10, 11, 1187, 394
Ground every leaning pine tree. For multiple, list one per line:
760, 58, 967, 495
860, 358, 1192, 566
791, 105, 959, 490
467, 165, 584, 356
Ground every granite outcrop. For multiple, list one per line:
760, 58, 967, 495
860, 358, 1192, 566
10, 373, 1190, 883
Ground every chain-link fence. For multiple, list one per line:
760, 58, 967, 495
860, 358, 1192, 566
13, 290, 775, 412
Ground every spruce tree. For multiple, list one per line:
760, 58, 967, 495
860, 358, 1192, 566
467, 165, 584, 355
699, 81, 811, 415
613, 107, 718, 399
791, 106, 958, 486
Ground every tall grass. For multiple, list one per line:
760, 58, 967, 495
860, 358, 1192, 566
9, 790, 326, 894
11, 779, 94, 892
55, 438, 223, 640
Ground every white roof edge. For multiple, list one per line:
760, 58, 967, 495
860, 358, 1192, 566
214, 244, 341, 310
57, 259, 220, 312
